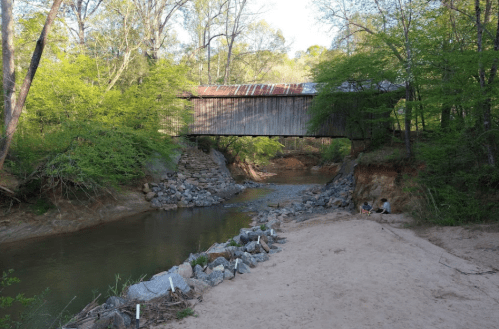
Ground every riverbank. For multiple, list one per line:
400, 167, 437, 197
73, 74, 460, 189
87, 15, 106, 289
156, 211, 499, 329
0, 147, 245, 244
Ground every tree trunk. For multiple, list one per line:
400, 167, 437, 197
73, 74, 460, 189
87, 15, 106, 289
404, 81, 413, 158
2, 0, 16, 128
0, 0, 64, 170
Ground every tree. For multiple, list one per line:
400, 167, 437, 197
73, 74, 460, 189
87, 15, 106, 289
0, 0, 64, 170
312, 0, 430, 158
185, 0, 228, 84
132, 0, 190, 60
64, 0, 103, 46
222, 0, 256, 84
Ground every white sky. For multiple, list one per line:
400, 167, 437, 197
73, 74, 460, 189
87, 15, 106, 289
175, 0, 335, 58
260, 0, 335, 57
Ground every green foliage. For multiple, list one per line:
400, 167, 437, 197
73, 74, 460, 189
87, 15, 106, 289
309, 51, 402, 141
190, 255, 208, 268
321, 139, 351, 163
228, 239, 241, 247
412, 130, 499, 225
42, 122, 177, 188
177, 308, 196, 319
7, 54, 192, 190
259, 225, 267, 231
0, 269, 44, 329
212, 136, 283, 165
107, 273, 146, 298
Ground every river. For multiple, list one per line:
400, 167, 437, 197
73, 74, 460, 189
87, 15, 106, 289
0, 169, 334, 327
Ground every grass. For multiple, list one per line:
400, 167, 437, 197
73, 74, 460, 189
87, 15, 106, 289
107, 273, 146, 298
177, 308, 196, 319
190, 255, 208, 268
260, 224, 267, 231
228, 239, 241, 247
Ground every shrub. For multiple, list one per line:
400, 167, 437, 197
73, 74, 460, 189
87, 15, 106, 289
190, 255, 208, 268
411, 130, 499, 225
321, 138, 350, 163
177, 308, 196, 319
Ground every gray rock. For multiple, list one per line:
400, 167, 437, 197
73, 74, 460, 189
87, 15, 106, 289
241, 252, 258, 268
91, 310, 129, 329
252, 253, 269, 262
178, 263, 193, 279
248, 230, 264, 241
224, 270, 234, 280
236, 261, 251, 274
126, 273, 190, 301
209, 256, 230, 269
184, 278, 210, 294
104, 296, 126, 310
239, 234, 250, 245
207, 270, 224, 286
245, 241, 261, 254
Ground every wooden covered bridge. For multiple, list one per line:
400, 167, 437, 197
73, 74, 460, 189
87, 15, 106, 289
176, 82, 403, 139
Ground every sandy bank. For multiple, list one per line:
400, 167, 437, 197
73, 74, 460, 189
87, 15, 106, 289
157, 212, 499, 329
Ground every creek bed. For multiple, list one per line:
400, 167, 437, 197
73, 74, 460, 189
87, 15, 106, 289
0, 170, 336, 327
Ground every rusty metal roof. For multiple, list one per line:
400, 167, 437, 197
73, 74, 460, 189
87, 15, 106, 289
193, 83, 318, 97
182, 81, 404, 98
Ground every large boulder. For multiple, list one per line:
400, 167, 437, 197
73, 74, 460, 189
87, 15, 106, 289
209, 256, 230, 269
207, 245, 231, 262
178, 262, 193, 279
126, 273, 190, 301
244, 241, 261, 254
185, 278, 210, 294
241, 252, 257, 268
207, 271, 224, 286
91, 310, 130, 329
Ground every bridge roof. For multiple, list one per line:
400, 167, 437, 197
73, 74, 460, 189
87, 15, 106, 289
194, 83, 318, 97
184, 81, 403, 98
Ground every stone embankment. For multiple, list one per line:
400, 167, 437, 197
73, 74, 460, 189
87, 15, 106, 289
143, 148, 245, 211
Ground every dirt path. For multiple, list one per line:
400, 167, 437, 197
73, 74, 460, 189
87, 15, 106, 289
156, 212, 499, 329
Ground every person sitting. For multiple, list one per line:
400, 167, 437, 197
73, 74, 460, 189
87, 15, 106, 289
375, 198, 391, 214
360, 201, 373, 214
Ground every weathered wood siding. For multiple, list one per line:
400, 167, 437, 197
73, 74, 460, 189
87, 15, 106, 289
187, 96, 349, 137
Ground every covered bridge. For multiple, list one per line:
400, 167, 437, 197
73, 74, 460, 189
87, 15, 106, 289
180, 82, 403, 139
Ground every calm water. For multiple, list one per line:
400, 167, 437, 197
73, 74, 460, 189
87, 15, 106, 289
263, 169, 334, 185
0, 205, 252, 326
234, 169, 335, 185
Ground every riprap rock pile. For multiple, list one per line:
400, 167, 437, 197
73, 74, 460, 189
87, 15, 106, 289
144, 148, 245, 210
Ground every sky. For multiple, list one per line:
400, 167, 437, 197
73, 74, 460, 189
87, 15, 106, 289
260, 0, 335, 57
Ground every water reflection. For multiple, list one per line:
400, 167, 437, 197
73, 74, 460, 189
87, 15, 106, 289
0, 206, 251, 324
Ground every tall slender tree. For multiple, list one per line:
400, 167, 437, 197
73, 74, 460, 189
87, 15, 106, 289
0, 0, 64, 170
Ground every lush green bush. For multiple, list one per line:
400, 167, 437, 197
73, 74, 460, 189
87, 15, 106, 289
8, 122, 178, 190
321, 139, 351, 163
6, 55, 193, 192
211, 136, 283, 165
413, 130, 499, 225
